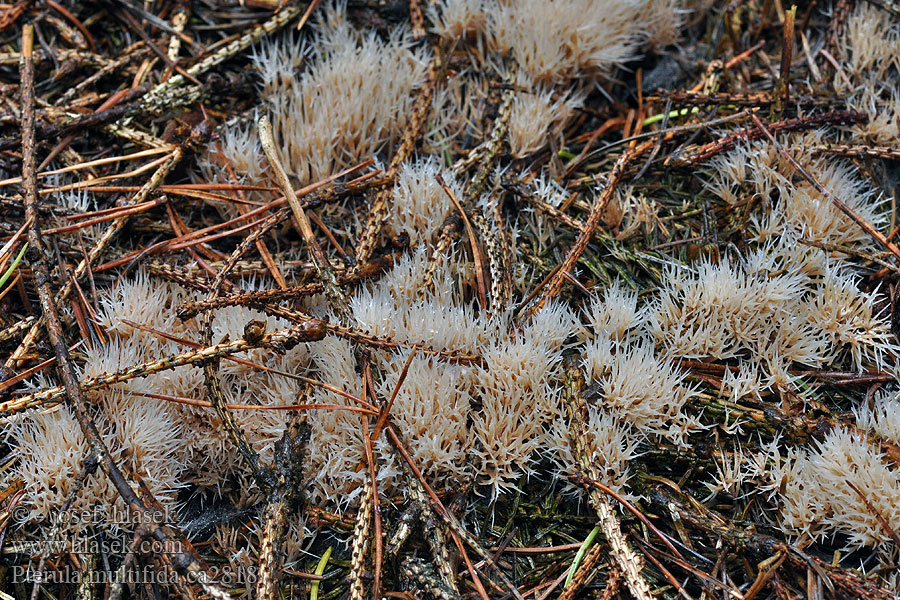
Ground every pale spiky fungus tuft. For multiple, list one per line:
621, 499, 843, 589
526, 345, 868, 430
428, 0, 487, 40
777, 427, 900, 550
387, 158, 465, 244
304, 335, 373, 508
719, 363, 764, 403
100, 391, 187, 505
549, 409, 640, 498
249, 31, 307, 97
704, 140, 786, 206
648, 259, 814, 364
840, 3, 900, 89
10, 397, 185, 535
771, 157, 887, 248
584, 335, 698, 444
96, 267, 175, 337
471, 302, 577, 498
488, 0, 680, 83
377, 352, 474, 485
507, 80, 583, 158
801, 266, 898, 371
11, 0, 900, 596
703, 444, 750, 502
841, 21, 900, 147
206, 118, 267, 185
215, 5, 430, 184
351, 282, 489, 353
8, 407, 93, 529
585, 281, 644, 341
855, 394, 900, 446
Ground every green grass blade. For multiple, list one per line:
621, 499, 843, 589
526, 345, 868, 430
564, 525, 601, 588
309, 546, 332, 600
0, 242, 27, 291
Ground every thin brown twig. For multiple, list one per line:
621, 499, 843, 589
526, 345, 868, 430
846, 481, 900, 548
370, 349, 416, 441
387, 424, 525, 600
174, 253, 396, 318
360, 363, 383, 599
520, 145, 641, 322
6, 129, 195, 368
212, 127, 288, 288
667, 110, 866, 166
437, 173, 489, 309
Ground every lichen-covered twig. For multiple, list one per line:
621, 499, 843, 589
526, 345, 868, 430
558, 542, 607, 600
137, 3, 304, 114
808, 143, 900, 161
196, 168, 289, 484
0, 319, 327, 413
259, 114, 350, 317
562, 363, 653, 600
354, 53, 441, 269
420, 78, 515, 297
401, 557, 461, 600
349, 475, 374, 600
256, 415, 309, 600
174, 253, 397, 318
483, 189, 514, 313
385, 402, 459, 598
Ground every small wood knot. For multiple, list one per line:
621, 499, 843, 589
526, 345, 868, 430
243, 320, 267, 344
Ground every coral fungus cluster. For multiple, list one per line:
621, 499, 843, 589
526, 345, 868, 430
3, 0, 900, 598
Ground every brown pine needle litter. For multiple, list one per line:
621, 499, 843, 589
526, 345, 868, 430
2, 1, 900, 599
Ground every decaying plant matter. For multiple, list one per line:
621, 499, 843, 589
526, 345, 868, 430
1, 1, 900, 599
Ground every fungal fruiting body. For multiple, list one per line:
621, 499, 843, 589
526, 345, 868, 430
6, 0, 900, 595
